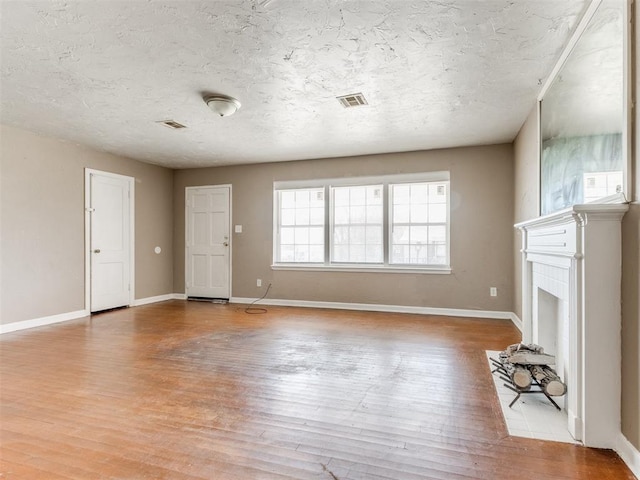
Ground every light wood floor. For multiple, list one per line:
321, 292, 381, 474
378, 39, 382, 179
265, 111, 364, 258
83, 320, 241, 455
0, 301, 635, 479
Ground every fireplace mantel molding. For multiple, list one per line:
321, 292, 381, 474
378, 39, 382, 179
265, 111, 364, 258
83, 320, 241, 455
515, 203, 628, 448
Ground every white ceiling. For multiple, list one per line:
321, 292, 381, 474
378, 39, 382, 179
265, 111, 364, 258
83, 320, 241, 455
0, 0, 588, 169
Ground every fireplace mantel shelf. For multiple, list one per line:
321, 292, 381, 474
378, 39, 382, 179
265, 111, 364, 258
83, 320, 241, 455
515, 203, 629, 230
515, 202, 628, 449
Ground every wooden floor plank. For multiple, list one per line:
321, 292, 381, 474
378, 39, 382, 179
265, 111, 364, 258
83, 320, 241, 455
1, 301, 636, 479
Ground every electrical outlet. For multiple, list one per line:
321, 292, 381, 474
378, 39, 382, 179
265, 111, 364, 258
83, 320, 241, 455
257, 279, 262, 287
490, 287, 497, 297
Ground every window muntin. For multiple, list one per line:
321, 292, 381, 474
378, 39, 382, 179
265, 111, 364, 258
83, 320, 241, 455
273, 173, 450, 271
276, 188, 324, 263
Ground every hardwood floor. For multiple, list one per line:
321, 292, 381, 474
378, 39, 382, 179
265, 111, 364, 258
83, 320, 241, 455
0, 301, 635, 479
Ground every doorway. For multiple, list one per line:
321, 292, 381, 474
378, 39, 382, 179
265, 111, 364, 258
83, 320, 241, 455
85, 169, 134, 312
185, 185, 231, 299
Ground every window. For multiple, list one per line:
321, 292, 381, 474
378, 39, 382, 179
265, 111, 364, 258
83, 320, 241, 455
331, 185, 383, 263
275, 188, 324, 263
390, 182, 448, 265
274, 172, 450, 273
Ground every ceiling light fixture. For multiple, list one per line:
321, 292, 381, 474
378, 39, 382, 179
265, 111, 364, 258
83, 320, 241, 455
203, 94, 241, 117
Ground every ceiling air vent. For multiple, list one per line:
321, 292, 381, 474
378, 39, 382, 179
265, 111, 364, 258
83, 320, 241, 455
337, 93, 368, 108
157, 120, 187, 130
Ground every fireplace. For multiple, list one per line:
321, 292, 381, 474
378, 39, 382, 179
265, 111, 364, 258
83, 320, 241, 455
516, 203, 628, 448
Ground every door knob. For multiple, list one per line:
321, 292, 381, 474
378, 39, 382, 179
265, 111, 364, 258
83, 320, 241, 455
93, 249, 101, 253
223, 242, 229, 247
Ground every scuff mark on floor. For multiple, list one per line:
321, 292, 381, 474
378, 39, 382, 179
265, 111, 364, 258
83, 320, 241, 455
320, 462, 340, 480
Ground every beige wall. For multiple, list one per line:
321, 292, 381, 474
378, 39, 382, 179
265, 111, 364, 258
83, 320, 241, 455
619, 1, 640, 448
174, 145, 515, 312
512, 3, 640, 448
0, 124, 174, 325
512, 105, 540, 321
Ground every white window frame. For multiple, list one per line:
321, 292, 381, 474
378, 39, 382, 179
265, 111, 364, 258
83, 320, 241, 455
273, 172, 451, 274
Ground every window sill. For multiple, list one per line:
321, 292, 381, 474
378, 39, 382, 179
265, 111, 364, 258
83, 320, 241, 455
271, 264, 452, 274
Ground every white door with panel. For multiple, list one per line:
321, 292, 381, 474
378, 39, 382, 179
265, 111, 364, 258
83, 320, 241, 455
186, 186, 231, 299
88, 170, 133, 312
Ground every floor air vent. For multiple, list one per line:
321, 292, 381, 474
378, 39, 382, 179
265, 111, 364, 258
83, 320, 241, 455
187, 297, 228, 304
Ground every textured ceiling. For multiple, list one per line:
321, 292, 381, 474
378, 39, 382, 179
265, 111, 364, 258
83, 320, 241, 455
0, 0, 588, 169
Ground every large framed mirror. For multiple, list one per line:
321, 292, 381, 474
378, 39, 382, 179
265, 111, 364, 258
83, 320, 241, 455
539, 0, 630, 216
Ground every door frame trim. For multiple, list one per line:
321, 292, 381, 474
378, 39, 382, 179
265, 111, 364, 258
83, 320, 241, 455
184, 184, 232, 299
84, 168, 135, 311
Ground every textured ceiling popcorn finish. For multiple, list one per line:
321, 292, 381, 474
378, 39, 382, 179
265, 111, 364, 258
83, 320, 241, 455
0, 1, 588, 168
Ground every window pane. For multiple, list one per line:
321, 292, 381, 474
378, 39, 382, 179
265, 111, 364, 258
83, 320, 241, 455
294, 227, 309, 244
309, 227, 323, 245
280, 227, 294, 245
350, 186, 366, 205
429, 225, 446, 244
366, 206, 382, 223
295, 190, 310, 207
428, 204, 446, 223
333, 245, 349, 262
295, 208, 310, 225
281, 191, 296, 208
334, 205, 349, 224
334, 188, 349, 206
410, 203, 428, 223
394, 204, 410, 223
411, 245, 428, 264
310, 245, 324, 262
281, 208, 295, 226
350, 226, 366, 244
366, 244, 383, 262
367, 186, 383, 205
410, 184, 428, 204
295, 245, 309, 262
410, 226, 428, 243
429, 183, 447, 202
350, 245, 366, 262
391, 245, 409, 264
350, 206, 366, 223
394, 184, 410, 204
310, 207, 324, 224
366, 226, 382, 244
333, 226, 349, 245
392, 226, 409, 244
310, 190, 324, 207
280, 245, 295, 262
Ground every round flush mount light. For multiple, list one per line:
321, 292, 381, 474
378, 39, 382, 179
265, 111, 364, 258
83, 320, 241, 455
203, 94, 241, 117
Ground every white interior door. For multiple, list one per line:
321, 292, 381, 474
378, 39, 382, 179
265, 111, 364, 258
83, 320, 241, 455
186, 186, 231, 299
87, 170, 133, 312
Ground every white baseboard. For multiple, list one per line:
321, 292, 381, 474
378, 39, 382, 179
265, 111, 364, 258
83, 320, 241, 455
617, 433, 640, 479
230, 296, 516, 321
0, 293, 187, 335
510, 313, 523, 331
0, 309, 89, 335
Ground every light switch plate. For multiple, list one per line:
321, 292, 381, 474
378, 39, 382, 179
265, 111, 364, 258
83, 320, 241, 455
235, 225, 242, 233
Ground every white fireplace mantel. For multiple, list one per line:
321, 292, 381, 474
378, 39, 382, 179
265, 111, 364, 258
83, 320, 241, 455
515, 203, 628, 448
